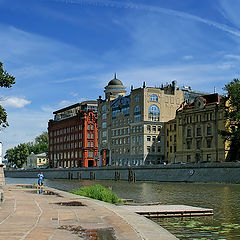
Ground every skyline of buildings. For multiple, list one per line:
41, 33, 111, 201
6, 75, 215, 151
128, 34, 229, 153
47, 74, 228, 168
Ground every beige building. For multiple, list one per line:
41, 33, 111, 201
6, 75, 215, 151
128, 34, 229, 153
25, 152, 48, 169
166, 93, 227, 163
98, 75, 190, 166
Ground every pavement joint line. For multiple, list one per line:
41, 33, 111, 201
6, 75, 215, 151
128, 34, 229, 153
19, 196, 43, 240
0, 196, 16, 225
91, 200, 146, 240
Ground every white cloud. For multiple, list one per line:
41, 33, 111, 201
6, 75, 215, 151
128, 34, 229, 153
58, 100, 74, 107
53, 0, 240, 37
224, 54, 240, 60
1, 96, 31, 108
183, 55, 193, 60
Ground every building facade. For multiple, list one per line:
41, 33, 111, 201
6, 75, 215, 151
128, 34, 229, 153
25, 152, 48, 169
165, 93, 227, 163
48, 101, 98, 168
97, 75, 187, 166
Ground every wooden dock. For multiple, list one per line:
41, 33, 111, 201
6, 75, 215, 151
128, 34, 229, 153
120, 204, 213, 218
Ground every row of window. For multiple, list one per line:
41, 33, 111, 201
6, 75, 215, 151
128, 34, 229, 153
50, 124, 95, 138
147, 125, 162, 132
186, 154, 212, 162
186, 138, 212, 149
147, 135, 161, 142
51, 150, 95, 161
186, 125, 212, 137
147, 146, 162, 153
50, 132, 95, 144
184, 112, 214, 124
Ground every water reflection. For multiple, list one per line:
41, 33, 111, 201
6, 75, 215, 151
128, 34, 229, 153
6, 178, 240, 240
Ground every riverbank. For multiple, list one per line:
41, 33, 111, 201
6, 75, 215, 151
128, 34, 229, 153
0, 184, 177, 240
5, 162, 240, 184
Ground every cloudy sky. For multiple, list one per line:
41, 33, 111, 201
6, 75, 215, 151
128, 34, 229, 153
1, 0, 240, 155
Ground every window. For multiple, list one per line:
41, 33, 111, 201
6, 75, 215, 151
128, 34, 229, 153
207, 139, 211, 148
88, 125, 90, 130
170, 136, 172, 142
147, 136, 151, 141
147, 125, 151, 132
207, 126, 212, 135
150, 94, 158, 102
102, 104, 107, 111
187, 141, 191, 149
134, 105, 141, 122
149, 105, 160, 121
157, 147, 161, 152
174, 135, 176, 142
174, 146, 176, 153
102, 122, 107, 128
152, 146, 155, 152
152, 136, 156, 142
88, 151, 94, 158
152, 126, 156, 132
197, 127, 201, 136
170, 146, 172, 153
147, 147, 151, 153
187, 128, 191, 137
187, 155, 191, 162
158, 126, 161, 132
91, 125, 94, 130
207, 154, 211, 162
102, 113, 107, 120
135, 95, 140, 102
102, 131, 107, 137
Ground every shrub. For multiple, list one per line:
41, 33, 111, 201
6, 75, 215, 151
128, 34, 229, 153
70, 184, 121, 204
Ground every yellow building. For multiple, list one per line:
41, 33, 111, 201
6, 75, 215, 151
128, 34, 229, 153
25, 152, 48, 169
168, 93, 227, 163
165, 119, 177, 163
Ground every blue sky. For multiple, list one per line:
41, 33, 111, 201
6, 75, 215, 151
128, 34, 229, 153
1, 0, 240, 155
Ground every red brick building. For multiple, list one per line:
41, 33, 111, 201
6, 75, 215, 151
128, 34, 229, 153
48, 101, 98, 168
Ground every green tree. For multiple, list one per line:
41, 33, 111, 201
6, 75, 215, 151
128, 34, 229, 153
220, 78, 240, 161
4, 143, 29, 168
26, 132, 48, 154
0, 62, 15, 128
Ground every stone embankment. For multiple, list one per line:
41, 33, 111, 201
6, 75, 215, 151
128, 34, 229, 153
5, 162, 240, 183
0, 184, 178, 240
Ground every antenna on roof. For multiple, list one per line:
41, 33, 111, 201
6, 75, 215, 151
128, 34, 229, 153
214, 86, 216, 93
114, 72, 117, 79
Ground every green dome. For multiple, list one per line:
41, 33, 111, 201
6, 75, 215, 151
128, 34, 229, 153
108, 79, 123, 86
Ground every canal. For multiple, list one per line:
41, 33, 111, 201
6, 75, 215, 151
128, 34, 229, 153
6, 178, 240, 240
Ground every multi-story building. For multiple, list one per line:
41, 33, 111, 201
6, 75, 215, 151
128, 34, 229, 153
166, 93, 227, 163
98, 75, 188, 166
48, 101, 98, 168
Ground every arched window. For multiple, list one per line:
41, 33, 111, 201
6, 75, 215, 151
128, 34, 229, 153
150, 94, 158, 102
134, 105, 141, 122
148, 105, 160, 121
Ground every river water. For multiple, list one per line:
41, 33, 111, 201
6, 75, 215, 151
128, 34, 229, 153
6, 178, 240, 240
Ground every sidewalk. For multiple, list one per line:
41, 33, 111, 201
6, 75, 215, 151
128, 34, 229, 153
0, 184, 178, 240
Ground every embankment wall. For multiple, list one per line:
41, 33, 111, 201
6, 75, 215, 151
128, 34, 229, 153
4, 162, 240, 184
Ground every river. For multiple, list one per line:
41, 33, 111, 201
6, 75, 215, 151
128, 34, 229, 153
6, 178, 240, 240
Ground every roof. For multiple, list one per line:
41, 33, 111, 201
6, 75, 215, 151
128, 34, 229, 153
107, 73, 124, 86
53, 100, 97, 114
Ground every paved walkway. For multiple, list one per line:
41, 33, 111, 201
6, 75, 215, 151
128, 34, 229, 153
0, 184, 178, 240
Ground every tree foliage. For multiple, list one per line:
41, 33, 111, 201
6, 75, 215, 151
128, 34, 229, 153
220, 78, 240, 161
0, 62, 15, 128
5, 144, 29, 168
27, 132, 49, 154
4, 132, 49, 168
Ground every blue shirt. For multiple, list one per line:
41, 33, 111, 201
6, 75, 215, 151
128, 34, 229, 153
38, 173, 44, 181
